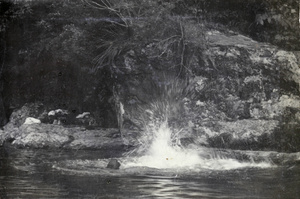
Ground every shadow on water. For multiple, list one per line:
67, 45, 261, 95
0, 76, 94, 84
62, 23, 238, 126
0, 145, 300, 198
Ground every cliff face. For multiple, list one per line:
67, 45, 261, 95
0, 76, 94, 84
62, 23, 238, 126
0, 0, 299, 151
107, 24, 300, 152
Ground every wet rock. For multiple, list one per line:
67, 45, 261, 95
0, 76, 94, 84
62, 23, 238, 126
198, 119, 280, 150
106, 159, 121, 169
67, 128, 124, 150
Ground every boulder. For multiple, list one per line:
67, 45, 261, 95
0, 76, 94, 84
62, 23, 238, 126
11, 123, 70, 148
106, 159, 121, 169
23, 117, 41, 125
195, 119, 300, 151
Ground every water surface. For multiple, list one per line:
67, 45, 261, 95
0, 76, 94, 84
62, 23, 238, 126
0, 147, 299, 198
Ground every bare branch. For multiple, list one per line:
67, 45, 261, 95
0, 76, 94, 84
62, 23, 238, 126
82, 0, 131, 27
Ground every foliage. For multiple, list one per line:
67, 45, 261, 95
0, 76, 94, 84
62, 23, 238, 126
82, 0, 206, 77
255, 0, 298, 28
1, 0, 119, 127
252, 0, 299, 49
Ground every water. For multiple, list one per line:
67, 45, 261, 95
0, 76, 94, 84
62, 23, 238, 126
1, 125, 300, 199
0, 147, 300, 199
121, 121, 273, 170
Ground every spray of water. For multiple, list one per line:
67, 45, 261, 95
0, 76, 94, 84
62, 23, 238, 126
52, 78, 276, 174
121, 77, 274, 170
52, 106, 274, 175
122, 119, 273, 170
124, 120, 201, 169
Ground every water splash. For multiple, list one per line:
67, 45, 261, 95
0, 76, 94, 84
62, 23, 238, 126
53, 77, 275, 173
122, 120, 273, 170
123, 121, 201, 169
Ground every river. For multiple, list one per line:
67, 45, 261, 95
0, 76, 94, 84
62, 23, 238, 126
1, 145, 300, 199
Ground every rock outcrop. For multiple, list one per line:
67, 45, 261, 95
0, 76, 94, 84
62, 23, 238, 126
111, 28, 300, 152
1, 0, 299, 152
1, 28, 299, 152
0, 122, 137, 150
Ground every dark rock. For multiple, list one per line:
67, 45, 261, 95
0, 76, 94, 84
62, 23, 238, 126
106, 159, 121, 169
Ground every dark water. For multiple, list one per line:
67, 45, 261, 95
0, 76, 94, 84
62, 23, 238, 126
0, 146, 300, 199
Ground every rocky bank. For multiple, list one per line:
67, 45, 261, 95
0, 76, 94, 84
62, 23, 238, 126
0, 0, 299, 152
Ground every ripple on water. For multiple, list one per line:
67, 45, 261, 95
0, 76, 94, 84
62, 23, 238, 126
51, 152, 274, 177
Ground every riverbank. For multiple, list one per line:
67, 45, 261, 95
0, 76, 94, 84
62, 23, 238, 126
0, 123, 139, 151
0, 118, 296, 153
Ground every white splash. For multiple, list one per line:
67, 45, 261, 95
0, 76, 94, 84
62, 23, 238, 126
124, 121, 201, 169
122, 121, 274, 170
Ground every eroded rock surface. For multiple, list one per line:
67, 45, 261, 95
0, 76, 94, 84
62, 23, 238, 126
0, 123, 138, 150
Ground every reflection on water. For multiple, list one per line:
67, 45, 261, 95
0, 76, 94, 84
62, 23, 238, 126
1, 147, 300, 198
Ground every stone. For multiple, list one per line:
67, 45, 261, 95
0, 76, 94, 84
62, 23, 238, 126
47, 109, 69, 125
75, 112, 97, 126
48, 110, 56, 116
76, 112, 90, 119
23, 117, 41, 125
11, 123, 70, 148
106, 159, 121, 169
